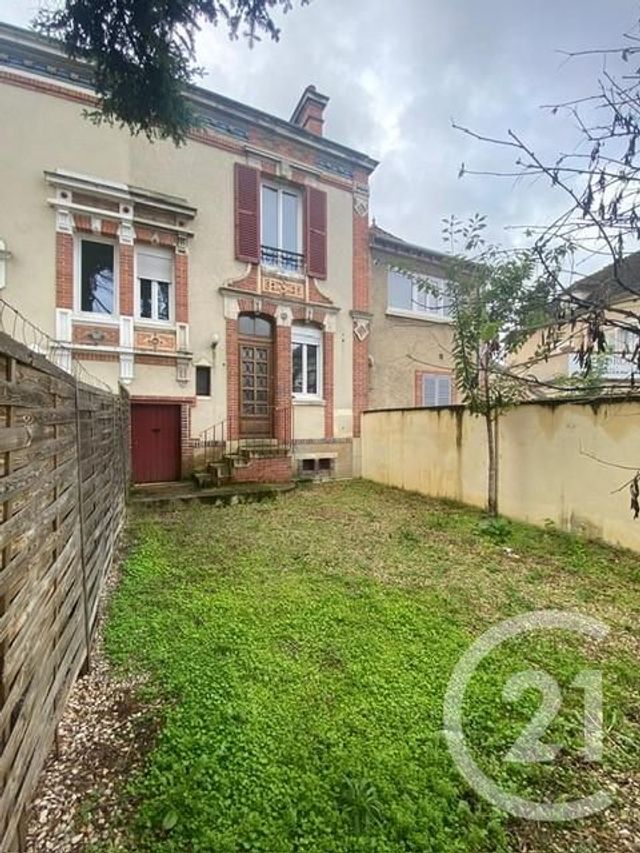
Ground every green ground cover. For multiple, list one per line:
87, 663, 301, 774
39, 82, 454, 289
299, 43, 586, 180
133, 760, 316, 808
103, 481, 639, 852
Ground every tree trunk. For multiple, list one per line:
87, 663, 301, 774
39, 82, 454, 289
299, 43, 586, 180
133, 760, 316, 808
485, 409, 498, 517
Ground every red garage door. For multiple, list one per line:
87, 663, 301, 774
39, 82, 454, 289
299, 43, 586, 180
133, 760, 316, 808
131, 404, 181, 483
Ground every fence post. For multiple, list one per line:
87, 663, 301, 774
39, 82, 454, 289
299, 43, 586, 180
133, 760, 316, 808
74, 383, 92, 674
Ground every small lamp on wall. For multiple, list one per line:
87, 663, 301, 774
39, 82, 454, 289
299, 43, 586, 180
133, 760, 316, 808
0, 239, 11, 290
211, 333, 220, 349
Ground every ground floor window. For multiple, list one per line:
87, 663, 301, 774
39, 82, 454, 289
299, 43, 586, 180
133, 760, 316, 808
421, 373, 452, 407
292, 325, 322, 399
196, 365, 211, 397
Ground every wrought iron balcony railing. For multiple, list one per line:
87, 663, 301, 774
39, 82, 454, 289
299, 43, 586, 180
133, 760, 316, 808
260, 245, 305, 275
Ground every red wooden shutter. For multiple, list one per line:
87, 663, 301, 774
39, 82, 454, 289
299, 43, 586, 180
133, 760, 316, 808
306, 187, 327, 279
234, 163, 260, 263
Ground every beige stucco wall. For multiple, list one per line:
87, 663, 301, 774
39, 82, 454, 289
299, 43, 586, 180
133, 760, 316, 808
368, 250, 455, 409
362, 399, 640, 552
0, 77, 356, 443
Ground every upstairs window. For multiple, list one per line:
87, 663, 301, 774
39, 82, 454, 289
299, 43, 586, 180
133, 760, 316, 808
421, 373, 452, 407
137, 248, 173, 322
261, 184, 303, 274
80, 239, 115, 315
388, 270, 451, 319
292, 325, 322, 399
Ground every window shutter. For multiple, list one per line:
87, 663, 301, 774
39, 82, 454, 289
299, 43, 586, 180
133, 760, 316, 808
422, 374, 452, 407
234, 163, 260, 263
436, 376, 452, 406
423, 376, 437, 407
306, 187, 327, 279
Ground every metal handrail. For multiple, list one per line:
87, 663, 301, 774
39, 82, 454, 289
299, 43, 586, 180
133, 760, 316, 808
197, 400, 295, 469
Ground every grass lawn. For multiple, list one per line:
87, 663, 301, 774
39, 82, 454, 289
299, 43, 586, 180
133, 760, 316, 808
105, 481, 639, 852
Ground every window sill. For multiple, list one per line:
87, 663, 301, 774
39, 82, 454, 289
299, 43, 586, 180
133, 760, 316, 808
72, 312, 119, 325
293, 397, 325, 406
385, 308, 453, 325
134, 318, 175, 329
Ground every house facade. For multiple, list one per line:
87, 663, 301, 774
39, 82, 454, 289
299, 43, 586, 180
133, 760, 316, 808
514, 254, 640, 396
369, 225, 456, 409
0, 23, 377, 483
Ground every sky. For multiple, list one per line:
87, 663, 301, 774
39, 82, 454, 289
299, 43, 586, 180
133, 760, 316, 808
2, 0, 639, 263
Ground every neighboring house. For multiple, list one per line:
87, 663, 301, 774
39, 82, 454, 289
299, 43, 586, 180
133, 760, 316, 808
515, 254, 640, 395
0, 22, 378, 483
368, 224, 456, 409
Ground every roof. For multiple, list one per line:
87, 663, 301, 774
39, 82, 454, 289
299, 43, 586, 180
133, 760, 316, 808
571, 252, 640, 306
0, 22, 378, 176
369, 223, 450, 265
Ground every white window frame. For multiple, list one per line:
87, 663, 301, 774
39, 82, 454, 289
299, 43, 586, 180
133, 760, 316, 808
421, 373, 452, 407
74, 235, 118, 322
292, 324, 323, 401
135, 247, 174, 325
387, 269, 452, 322
260, 182, 303, 272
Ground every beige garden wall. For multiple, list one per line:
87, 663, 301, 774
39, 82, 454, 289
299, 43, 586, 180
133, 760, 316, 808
362, 398, 640, 552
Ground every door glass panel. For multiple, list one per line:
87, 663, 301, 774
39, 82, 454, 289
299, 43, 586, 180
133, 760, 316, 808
238, 315, 273, 337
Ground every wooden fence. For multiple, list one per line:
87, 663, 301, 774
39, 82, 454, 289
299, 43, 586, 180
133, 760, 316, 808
0, 330, 129, 852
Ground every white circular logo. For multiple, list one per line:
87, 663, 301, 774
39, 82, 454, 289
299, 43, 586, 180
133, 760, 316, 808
443, 610, 612, 821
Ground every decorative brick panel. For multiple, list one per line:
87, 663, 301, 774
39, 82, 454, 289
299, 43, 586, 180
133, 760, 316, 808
55, 232, 74, 309
72, 323, 119, 346
323, 330, 334, 439
134, 330, 177, 352
175, 252, 189, 323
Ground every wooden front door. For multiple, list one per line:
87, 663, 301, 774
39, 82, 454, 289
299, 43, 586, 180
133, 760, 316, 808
239, 337, 274, 438
131, 403, 181, 483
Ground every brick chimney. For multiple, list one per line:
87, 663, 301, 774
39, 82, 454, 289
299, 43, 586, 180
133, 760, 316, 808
290, 85, 330, 136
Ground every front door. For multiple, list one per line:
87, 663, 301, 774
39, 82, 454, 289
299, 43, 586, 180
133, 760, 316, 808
238, 315, 274, 438
131, 403, 181, 482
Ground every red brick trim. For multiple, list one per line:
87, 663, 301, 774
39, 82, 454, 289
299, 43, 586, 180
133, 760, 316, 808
119, 244, 134, 316
76, 352, 119, 363
135, 355, 177, 367
351, 191, 371, 438
226, 318, 239, 441
175, 252, 189, 323
231, 456, 292, 484
56, 232, 74, 309
274, 324, 292, 443
129, 395, 195, 405
323, 330, 334, 439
